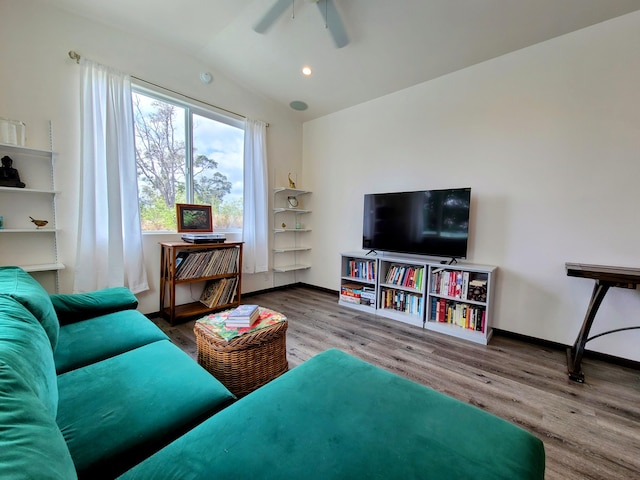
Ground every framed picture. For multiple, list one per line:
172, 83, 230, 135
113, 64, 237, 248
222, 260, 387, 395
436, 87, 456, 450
176, 203, 213, 233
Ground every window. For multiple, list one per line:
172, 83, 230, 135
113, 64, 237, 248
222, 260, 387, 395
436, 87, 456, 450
132, 86, 244, 232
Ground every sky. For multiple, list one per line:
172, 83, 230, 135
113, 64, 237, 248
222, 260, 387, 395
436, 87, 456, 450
133, 91, 244, 205
193, 113, 244, 204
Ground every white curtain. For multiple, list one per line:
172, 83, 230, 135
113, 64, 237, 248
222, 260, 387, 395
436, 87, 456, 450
242, 118, 269, 274
73, 59, 149, 294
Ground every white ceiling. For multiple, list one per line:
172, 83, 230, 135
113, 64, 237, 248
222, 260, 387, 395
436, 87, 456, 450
41, 0, 640, 121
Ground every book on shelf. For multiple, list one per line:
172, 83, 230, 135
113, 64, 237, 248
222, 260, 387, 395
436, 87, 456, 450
175, 246, 240, 280
346, 259, 376, 281
384, 264, 424, 290
358, 297, 374, 306
467, 279, 488, 302
225, 304, 260, 327
360, 286, 376, 302
340, 283, 376, 307
340, 282, 363, 304
380, 287, 422, 315
340, 294, 360, 304
341, 282, 362, 296
430, 298, 485, 333
199, 277, 238, 309
461, 272, 470, 300
175, 251, 188, 269
454, 271, 463, 298
200, 279, 227, 308
430, 268, 487, 302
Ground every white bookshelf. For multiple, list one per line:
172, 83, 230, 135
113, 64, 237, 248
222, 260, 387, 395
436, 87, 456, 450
339, 251, 496, 344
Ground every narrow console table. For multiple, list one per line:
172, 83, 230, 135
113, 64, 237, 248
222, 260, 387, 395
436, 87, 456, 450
565, 262, 640, 382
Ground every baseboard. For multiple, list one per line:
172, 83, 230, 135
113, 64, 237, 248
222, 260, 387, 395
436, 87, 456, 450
492, 328, 640, 371
242, 282, 338, 298
296, 282, 338, 295
241, 282, 302, 297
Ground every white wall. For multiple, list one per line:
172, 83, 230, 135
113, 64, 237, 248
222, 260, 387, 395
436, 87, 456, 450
303, 11, 640, 361
0, 0, 303, 313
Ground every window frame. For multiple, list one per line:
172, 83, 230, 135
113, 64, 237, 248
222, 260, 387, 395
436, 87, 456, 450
131, 82, 245, 232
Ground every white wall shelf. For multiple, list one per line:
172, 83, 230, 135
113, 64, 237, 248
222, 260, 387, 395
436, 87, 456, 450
0, 186, 60, 194
0, 143, 52, 158
273, 207, 312, 214
272, 187, 311, 280
0, 124, 63, 292
22, 263, 65, 273
273, 264, 311, 273
273, 228, 311, 233
273, 246, 311, 253
0, 228, 60, 233
273, 187, 310, 196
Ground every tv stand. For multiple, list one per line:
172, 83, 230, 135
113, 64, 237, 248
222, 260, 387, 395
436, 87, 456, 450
365, 250, 378, 256
339, 252, 496, 344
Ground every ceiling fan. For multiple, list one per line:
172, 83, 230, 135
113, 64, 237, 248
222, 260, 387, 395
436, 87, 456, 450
254, 0, 349, 48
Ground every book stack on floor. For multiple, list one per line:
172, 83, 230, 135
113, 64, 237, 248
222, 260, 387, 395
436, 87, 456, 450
225, 304, 260, 328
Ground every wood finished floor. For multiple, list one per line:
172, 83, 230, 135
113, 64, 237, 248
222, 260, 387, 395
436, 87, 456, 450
153, 285, 640, 480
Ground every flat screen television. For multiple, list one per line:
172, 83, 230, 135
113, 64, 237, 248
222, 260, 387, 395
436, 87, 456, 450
362, 187, 471, 259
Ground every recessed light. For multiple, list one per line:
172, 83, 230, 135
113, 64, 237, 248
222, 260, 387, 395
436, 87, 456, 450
302, 66, 312, 76
290, 101, 308, 111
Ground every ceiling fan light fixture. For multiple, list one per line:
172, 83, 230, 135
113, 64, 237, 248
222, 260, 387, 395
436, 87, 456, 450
290, 101, 309, 111
254, 0, 349, 48
302, 66, 312, 76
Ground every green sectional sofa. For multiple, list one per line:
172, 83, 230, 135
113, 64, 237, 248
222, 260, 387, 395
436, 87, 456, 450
0, 266, 235, 479
0, 266, 545, 479
121, 348, 546, 480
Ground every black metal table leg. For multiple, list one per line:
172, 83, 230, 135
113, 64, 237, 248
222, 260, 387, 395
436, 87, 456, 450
566, 281, 610, 382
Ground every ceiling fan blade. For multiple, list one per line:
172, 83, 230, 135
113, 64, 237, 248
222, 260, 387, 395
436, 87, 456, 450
254, 0, 291, 34
316, 0, 349, 48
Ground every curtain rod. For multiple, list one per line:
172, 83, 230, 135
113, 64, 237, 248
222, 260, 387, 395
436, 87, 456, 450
68, 50, 268, 127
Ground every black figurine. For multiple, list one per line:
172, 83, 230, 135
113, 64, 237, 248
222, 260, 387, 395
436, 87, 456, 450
0, 156, 25, 188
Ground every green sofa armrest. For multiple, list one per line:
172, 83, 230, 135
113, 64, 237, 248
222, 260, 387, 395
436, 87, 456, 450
50, 287, 139, 325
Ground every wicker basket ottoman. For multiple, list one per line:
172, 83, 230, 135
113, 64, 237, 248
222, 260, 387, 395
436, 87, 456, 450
194, 310, 288, 397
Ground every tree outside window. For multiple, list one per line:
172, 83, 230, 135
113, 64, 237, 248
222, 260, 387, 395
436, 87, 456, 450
132, 89, 244, 232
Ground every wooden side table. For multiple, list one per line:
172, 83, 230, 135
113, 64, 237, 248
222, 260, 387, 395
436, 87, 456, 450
194, 308, 289, 397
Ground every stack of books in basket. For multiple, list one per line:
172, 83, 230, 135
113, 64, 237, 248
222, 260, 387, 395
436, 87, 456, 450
225, 304, 260, 328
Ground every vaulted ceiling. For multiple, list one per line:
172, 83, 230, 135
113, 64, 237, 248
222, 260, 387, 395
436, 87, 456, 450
40, 0, 640, 121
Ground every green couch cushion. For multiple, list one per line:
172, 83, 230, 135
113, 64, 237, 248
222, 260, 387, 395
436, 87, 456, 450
0, 266, 59, 350
0, 362, 77, 480
55, 309, 169, 374
119, 348, 545, 480
57, 340, 235, 479
50, 287, 138, 325
0, 295, 58, 417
